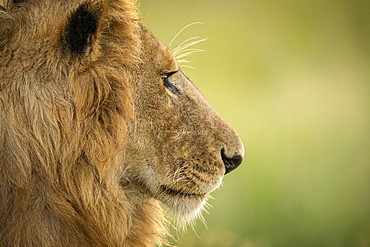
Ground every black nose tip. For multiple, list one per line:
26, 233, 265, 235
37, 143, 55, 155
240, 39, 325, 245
221, 149, 243, 174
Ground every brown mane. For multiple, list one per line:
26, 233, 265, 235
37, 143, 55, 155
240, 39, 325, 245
0, 0, 167, 246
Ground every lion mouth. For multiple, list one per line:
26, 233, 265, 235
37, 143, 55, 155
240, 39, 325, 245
121, 178, 210, 226
159, 185, 206, 198
120, 177, 206, 199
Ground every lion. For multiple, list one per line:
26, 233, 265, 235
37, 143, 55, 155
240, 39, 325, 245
0, 0, 244, 246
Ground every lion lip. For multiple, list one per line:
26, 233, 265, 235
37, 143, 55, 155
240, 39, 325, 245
159, 185, 205, 198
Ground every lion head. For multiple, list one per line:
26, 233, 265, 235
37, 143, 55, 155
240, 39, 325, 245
0, 0, 243, 246
123, 25, 244, 226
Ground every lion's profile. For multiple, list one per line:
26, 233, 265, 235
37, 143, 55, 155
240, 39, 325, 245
0, 0, 244, 246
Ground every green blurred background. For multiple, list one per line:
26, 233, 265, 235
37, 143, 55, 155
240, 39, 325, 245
139, 1, 370, 246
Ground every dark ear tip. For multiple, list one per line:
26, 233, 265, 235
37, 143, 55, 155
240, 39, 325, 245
64, 2, 102, 54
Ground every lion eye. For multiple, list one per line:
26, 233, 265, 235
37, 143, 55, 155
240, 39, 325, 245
161, 72, 180, 94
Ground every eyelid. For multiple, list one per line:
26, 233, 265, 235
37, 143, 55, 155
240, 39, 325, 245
163, 70, 179, 77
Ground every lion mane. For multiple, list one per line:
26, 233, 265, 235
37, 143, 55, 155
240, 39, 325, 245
0, 0, 244, 246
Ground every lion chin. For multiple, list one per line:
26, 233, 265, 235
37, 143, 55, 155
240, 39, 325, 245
156, 185, 214, 228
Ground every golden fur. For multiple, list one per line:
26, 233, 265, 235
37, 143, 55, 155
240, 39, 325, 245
0, 0, 243, 246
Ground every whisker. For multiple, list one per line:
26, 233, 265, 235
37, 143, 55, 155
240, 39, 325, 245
168, 23, 207, 67
175, 48, 204, 60
177, 64, 195, 69
173, 38, 206, 54
173, 40, 206, 60
169, 22, 203, 48
172, 36, 202, 55
172, 163, 189, 182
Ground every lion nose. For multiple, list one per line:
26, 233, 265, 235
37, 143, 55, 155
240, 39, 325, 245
221, 149, 243, 174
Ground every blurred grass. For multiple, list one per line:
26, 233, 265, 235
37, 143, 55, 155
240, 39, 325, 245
139, 0, 370, 246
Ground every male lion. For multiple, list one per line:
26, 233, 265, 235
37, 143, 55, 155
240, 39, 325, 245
0, 0, 244, 246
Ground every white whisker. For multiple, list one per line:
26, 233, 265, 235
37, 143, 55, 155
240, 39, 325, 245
177, 64, 195, 69
168, 23, 207, 67
172, 36, 202, 54
175, 48, 204, 60
172, 38, 205, 55
169, 22, 203, 48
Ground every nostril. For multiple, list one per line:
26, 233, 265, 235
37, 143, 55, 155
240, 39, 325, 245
221, 149, 243, 174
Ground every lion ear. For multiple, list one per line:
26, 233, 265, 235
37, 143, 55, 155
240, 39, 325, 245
64, 0, 104, 55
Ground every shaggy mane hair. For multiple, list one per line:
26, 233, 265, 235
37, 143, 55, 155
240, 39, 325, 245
0, 0, 167, 246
